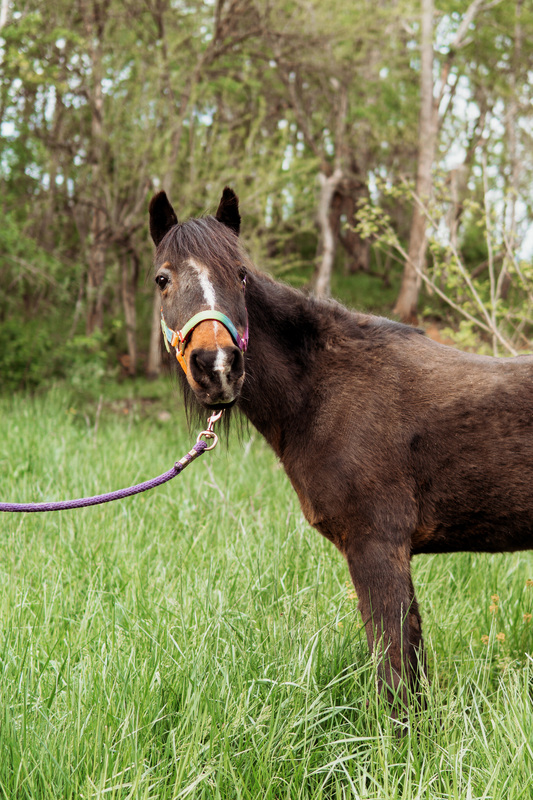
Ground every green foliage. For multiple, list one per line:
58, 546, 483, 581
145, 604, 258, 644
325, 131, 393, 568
0, 213, 66, 311
355, 180, 533, 352
460, 214, 489, 269
0, 321, 118, 395
62, 330, 117, 395
0, 318, 56, 392
332, 270, 401, 314
440, 319, 493, 354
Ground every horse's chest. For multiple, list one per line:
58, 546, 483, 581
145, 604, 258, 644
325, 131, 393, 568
282, 460, 349, 551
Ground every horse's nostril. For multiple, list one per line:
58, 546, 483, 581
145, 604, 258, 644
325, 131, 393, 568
191, 351, 207, 373
190, 349, 216, 387
229, 347, 244, 379
227, 349, 236, 368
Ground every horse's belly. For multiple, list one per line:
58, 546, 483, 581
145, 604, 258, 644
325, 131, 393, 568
412, 512, 533, 555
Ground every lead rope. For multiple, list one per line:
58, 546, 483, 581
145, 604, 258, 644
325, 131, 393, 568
0, 410, 223, 513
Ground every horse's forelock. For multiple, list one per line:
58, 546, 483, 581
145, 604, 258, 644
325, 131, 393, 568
159, 216, 248, 280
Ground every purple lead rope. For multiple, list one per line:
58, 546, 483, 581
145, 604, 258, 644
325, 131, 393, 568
0, 441, 208, 513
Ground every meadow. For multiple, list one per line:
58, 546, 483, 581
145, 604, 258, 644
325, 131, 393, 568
0, 382, 532, 799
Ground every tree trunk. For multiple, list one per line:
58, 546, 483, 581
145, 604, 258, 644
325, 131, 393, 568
394, 0, 488, 322
146, 289, 163, 378
0, 0, 9, 29
330, 168, 370, 274
505, 0, 522, 257
86, 203, 106, 334
394, 0, 438, 323
83, 0, 108, 335
314, 168, 343, 298
120, 249, 139, 376
41, 90, 66, 249
445, 103, 486, 252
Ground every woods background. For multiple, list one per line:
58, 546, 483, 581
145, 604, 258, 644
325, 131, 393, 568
1, 0, 532, 392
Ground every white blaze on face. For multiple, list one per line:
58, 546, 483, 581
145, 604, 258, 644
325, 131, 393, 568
190, 259, 232, 397
191, 259, 216, 309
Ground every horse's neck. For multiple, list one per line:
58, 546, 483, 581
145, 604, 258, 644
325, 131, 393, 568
238, 272, 323, 456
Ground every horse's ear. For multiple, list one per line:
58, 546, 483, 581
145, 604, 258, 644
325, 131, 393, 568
215, 187, 240, 236
149, 191, 178, 246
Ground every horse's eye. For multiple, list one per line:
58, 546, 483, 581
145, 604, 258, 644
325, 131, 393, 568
155, 274, 169, 290
238, 266, 247, 283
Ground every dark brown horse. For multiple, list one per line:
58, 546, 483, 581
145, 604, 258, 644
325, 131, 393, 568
149, 186, 533, 708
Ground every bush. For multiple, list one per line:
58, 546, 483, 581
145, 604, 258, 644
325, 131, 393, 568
0, 318, 57, 392
0, 320, 117, 396
61, 330, 116, 396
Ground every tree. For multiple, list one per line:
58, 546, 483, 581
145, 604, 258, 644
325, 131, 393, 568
392, 0, 533, 323
252, 0, 420, 297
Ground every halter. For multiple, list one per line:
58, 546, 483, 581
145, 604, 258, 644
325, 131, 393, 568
160, 278, 249, 374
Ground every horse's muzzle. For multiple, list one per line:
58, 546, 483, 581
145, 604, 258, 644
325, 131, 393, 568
188, 345, 245, 405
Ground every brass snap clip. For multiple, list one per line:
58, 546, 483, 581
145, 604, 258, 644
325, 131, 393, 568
196, 409, 224, 451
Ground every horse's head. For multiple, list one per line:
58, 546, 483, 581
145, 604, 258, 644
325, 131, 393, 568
149, 187, 248, 410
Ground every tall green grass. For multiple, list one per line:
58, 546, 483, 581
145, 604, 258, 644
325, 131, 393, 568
0, 384, 532, 799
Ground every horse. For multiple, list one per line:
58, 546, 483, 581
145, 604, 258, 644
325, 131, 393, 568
149, 186, 533, 709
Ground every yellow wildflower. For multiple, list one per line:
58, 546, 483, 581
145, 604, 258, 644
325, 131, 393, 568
481, 635, 490, 645
489, 604, 498, 614
523, 613, 532, 623
496, 632, 505, 642
491, 594, 499, 603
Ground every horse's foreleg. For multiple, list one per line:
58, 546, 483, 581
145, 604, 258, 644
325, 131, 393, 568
346, 540, 422, 709
407, 575, 427, 695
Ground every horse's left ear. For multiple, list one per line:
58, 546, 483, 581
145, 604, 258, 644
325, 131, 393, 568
215, 187, 240, 236
149, 191, 178, 246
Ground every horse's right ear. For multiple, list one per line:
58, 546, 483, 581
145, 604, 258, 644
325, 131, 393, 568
215, 187, 240, 236
149, 191, 178, 246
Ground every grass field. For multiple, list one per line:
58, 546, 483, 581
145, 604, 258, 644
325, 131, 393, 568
1, 382, 532, 799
